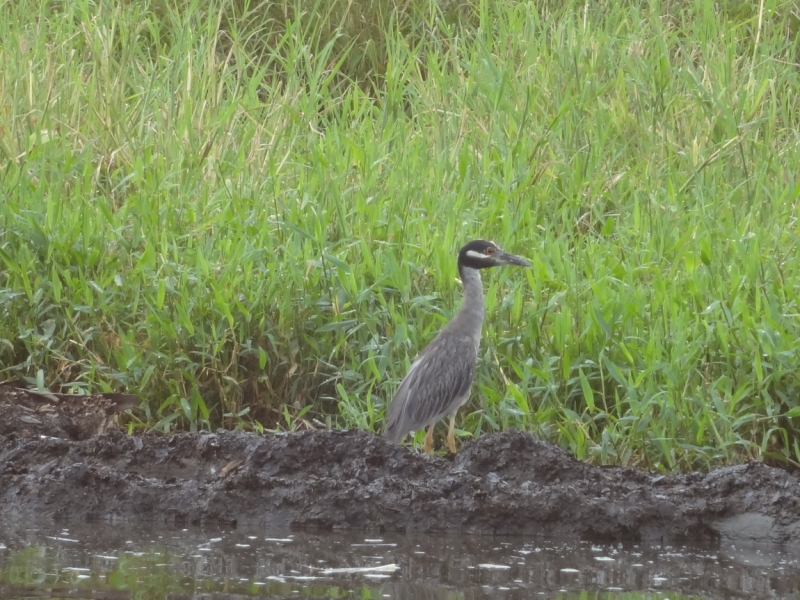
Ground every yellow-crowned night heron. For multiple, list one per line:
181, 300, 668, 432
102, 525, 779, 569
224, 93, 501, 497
384, 239, 531, 454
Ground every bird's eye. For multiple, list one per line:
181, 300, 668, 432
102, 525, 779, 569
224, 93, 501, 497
485, 247, 495, 255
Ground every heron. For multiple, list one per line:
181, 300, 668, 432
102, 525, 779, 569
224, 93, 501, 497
384, 239, 531, 453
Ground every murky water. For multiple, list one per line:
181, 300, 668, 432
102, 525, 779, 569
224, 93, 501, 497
0, 520, 798, 599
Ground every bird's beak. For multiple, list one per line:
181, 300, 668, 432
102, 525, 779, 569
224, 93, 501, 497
496, 250, 532, 268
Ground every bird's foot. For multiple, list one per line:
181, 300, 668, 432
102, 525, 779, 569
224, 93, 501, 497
446, 432, 457, 454
423, 425, 435, 454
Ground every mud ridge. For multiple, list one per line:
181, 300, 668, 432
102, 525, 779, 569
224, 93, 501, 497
2, 415, 800, 545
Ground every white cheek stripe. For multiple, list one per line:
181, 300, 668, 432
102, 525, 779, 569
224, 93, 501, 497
465, 250, 489, 260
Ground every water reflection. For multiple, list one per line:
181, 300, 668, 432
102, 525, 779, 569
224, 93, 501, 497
0, 520, 798, 599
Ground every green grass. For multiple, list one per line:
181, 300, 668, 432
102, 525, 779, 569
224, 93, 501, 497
1, 0, 799, 471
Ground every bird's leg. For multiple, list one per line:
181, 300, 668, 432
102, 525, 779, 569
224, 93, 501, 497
423, 424, 435, 454
446, 413, 458, 454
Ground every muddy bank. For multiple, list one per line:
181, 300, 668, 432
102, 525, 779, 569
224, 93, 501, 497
1, 387, 799, 545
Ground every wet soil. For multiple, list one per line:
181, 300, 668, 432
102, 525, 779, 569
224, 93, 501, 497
1, 386, 800, 546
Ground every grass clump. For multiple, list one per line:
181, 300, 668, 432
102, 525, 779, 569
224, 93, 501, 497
1, 0, 799, 471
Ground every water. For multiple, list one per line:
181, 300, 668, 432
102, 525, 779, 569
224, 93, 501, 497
1, 520, 798, 599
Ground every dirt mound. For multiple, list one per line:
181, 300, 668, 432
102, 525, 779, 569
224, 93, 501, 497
1, 385, 799, 545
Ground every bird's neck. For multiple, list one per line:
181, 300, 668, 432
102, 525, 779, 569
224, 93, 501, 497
454, 265, 485, 345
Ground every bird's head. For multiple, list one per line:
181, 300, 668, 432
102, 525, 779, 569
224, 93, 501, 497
457, 239, 531, 270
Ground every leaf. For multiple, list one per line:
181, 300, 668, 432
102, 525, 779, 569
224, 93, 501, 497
601, 355, 627, 387
191, 387, 209, 420
700, 247, 711, 266
561, 349, 571, 380
258, 347, 268, 370
180, 396, 192, 420
136, 242, 156, 271
323, 253, 350, 272
593, 303, 612, 339
51, 266, 62, 302
754, 352, 763, 385
579, 368, 595, 411
140, 365, 156, 390
41, 319, 56, 341
316, 319, 358, 333
156, 279, 166, 309
213, 285, 234, 328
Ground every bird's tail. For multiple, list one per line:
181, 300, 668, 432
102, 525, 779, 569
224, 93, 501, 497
383, 421, 404, 444
383, 407, 412, 444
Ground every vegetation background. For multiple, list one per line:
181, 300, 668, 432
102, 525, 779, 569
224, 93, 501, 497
1, 0, 799, 471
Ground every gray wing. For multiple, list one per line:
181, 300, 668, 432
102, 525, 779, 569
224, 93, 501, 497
383, 332, 477, 443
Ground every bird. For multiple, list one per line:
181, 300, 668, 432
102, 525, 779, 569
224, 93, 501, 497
384, 239, 531, 454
